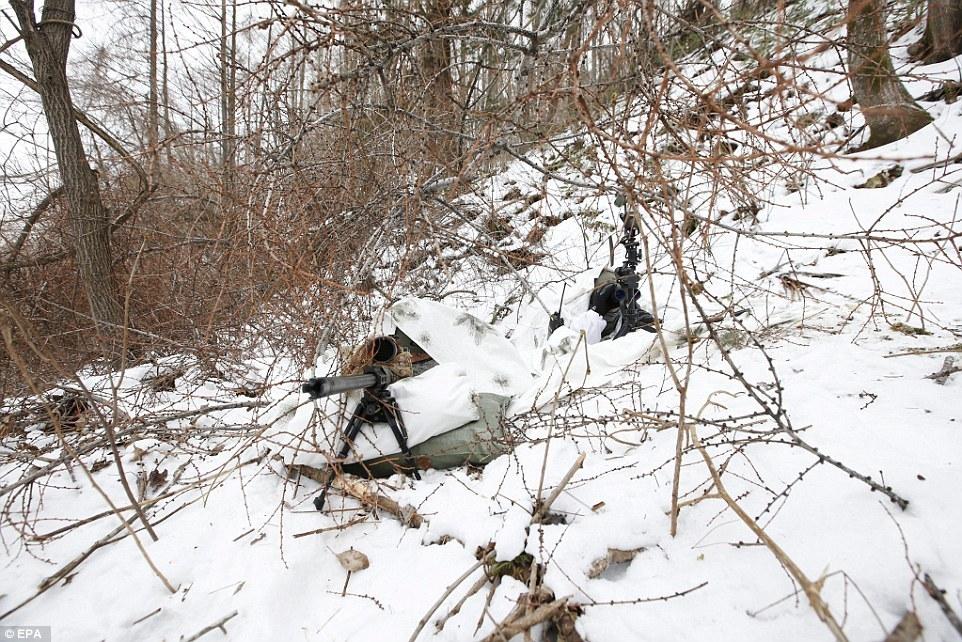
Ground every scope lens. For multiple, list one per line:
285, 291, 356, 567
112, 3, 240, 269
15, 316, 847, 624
371, 336, 400, 362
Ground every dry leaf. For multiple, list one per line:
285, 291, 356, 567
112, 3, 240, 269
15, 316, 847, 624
587, 547, 645, 579
336, 549, 370, 573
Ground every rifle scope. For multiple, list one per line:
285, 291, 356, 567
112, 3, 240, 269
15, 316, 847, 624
369, 336, 400, 362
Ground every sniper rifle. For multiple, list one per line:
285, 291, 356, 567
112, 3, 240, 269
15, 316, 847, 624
302, 337, 421, 511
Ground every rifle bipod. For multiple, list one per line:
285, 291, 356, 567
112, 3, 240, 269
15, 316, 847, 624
313, 386, 421, 512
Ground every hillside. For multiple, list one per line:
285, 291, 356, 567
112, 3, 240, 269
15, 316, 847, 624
1, 1, 961, 641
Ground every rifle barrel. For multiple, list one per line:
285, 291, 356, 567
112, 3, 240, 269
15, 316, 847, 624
303, 373, 378, 399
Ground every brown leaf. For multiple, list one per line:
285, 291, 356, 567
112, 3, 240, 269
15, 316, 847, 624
336, 549, 370, 573
147, 468, 168, 491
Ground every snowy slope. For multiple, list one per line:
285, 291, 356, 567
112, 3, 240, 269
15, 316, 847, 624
2, 6, 962, 642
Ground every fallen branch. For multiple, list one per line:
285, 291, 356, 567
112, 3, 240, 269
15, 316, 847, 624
478, 597, 569, 642
289, 464, 423, 528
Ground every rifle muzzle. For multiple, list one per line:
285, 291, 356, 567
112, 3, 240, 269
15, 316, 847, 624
302, 373, 378, 399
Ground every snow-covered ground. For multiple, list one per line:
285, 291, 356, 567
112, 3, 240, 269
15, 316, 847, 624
2, 5, 962, 642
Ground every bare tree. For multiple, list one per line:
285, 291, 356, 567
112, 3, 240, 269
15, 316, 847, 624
847, 0, 932, 149
908, 0, 962, 64
9, 0, 125, 343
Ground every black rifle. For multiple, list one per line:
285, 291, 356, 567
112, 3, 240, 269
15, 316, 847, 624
588, 196, 656, 339
302, 341, 421, 511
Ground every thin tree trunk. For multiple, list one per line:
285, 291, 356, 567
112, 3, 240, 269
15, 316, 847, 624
148, 0, 159, 184
847, 0, 932, 149
10, 0, 124, 344
908, 0, 962, 64
161, 0, 172, 166
220, 0, 235, 196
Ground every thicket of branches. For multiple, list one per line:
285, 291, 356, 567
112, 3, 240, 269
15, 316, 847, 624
2, 0, 962, 637
0, 0, 945, 384
0, 0, 955, 383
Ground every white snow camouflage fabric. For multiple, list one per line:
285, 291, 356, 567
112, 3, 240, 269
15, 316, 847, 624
293, 294, 657, 464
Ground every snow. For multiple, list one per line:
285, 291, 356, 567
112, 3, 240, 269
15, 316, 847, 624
2, 5, 962, 642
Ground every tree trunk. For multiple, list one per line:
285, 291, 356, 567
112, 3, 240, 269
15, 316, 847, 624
148, 0, 159, 184
219, 0, 236, 195
908, 0, 962, 64
847, 0, 932, 149
419, 0, 456, 167
10, 0, 124, 343
161, 0, 173, 167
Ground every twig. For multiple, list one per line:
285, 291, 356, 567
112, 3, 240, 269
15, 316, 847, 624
293, 515, 368, 539
31, 458, 255, 542
533, 453, 586, 523
885, 343, 962, 358
435, 574, 489, 632
181, 611, 239, 642
34, 484, 182, 541
582, 580, 709, 606
132, 607, 162, 626
641, 234, 695, 538
683, 286, 910, 509
408, 554, 491, 642
2, 186, 64, 274
103, 414, 158, 542
0, 401, 265, 501
0, 513, 137, 620
138, 401, 270, 426
921, 573, 962, 637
